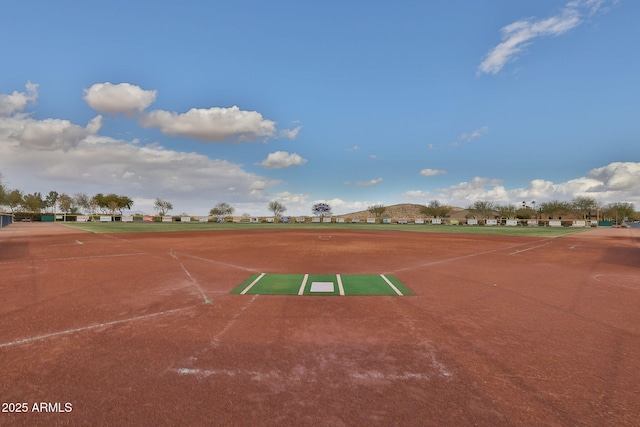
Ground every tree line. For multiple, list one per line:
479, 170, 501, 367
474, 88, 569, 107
417, 197, 636, 223
1, 173, 635, 222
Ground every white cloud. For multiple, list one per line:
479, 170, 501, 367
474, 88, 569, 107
7, 115, 102, 151
587, 162, 640, 191
420, 168, 447, 177
83, 82, 157, 116
355, 177, 383, 187
258, 151, 307, 169
402, 162, 640, 208
478, 0, 616, 75
0, 81, 38, 116
346, 145, 360, 152
278, 125, 302, 140
0, 117, 280, 216
139, 106, 276, 142
452, 126, 489, 147
85, 115, 104, 135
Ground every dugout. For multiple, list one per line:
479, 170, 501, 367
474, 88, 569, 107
1, 213, 13, 227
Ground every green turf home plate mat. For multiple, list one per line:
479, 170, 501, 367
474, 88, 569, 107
231, 273, 413, 296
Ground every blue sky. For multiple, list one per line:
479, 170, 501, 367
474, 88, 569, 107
1, 0, 638, 216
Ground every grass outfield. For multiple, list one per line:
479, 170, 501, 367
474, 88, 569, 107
63, 221, 589, 237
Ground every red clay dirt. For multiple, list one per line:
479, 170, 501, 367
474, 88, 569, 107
1, 223, 639, 426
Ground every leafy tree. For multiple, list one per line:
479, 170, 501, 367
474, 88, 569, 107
22, 192, 43, 213
92, 193, 133, 215
57, 193, 75, 221
268, 200, 287, 217
570, 196, 597, 220
154, 198, 173, 216
421, 200, 452, 218
496, 204, 517, 219
44, 191, 59, 214
367, 204, 386, 218
539, 200, 571, 219
467, 200, 496, 219
604, 202, 635, 224
311, 202, 332, 217
515, 207, 537, 219
74, 193, 91, 214
6, 189, 23, 213
0, 173, 6, 208
210, 202, 234, 217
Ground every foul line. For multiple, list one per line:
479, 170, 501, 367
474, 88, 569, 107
0, 306, 195, 348
380, 274, 403, 296
0, 252, 146, 266
298, 274, 309, 295
336, 274, 345, 296
389, 240, 553, 274
174, 252, 260, 273
240, 273, 266, 295
508, 242, 550, 255
170, 252, 210, 303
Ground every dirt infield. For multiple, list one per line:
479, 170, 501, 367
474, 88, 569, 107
1, 223, 639, 426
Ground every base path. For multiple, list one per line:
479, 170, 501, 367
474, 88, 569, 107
1, 223, 639, 426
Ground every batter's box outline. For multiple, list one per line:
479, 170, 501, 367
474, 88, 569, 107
231, 273, 413, 296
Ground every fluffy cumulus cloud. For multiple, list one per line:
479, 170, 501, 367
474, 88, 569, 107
402, 162, 640, 208
420, 168, 446, 177
258, 151, 307, 169
4, 114, 103, 151
1, 130, 280, 213
0, 81, 38, 115
83, 82, 157, 116
0, 84, 282, 215
587, 162, 639, 191
139, 106, 277, 142
478, 0, 616, 75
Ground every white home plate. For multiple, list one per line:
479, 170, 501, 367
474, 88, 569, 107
310, 282, 334, 292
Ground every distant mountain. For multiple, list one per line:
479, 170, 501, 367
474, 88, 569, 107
337, 203, 466, 219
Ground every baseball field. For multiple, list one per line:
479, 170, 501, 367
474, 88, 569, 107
1, 222, 639, 425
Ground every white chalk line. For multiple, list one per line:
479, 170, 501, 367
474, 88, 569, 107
390, 240, 553, 274
0, 306, 196, 348
211, 294, 259, 345
240, 273, 266, 295
380, 274, 403, 296
298, 274, 309, 295
169, 252, 211, 303
174, 367, 435, 381
0, 252, 147, 266
173, 252, 261, 273
336, 274, 345, 296
593, 274, 640, 291
47, 239, 85, 247
508, 242, 550, 255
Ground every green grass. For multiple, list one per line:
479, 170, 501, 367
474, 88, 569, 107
341, 274, 413, 296
62, 221, 589, 237
231, 274, 305, 295
231, 273, 413, 296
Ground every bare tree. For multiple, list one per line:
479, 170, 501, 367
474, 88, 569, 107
154, 198, 174, 216
268, 200, 287, 217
